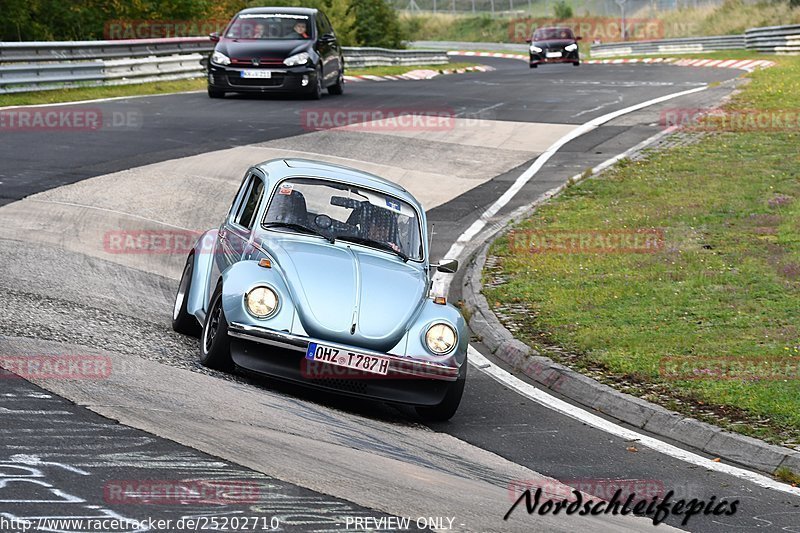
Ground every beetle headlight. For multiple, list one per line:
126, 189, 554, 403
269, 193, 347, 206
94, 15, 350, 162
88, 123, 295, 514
564, 43, 578, 52
530, 45, 543, 53
211, 51, 231, 66
425, 323, 457, 355
284, 52, 310, 66
245, 286, 278, 318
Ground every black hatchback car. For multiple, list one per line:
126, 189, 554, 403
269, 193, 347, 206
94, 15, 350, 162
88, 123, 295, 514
527, 26, 581, 68
207, 7, 344, 99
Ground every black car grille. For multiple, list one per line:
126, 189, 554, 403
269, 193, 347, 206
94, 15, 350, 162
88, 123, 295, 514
227, 74, 285, 87
231, 57, 286, 67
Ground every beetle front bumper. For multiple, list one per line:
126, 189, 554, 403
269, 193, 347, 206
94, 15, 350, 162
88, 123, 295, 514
227, 322, 462, 406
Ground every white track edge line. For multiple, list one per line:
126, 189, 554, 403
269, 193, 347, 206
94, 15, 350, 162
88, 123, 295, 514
467, 346, 800, 497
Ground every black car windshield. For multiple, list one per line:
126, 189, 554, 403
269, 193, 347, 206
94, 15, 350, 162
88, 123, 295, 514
533, 27, 575, 41
225, 14, 311, 40
262, 178, 424, 261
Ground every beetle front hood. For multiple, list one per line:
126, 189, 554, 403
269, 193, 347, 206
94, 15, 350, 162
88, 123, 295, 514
265, 236, 427, 352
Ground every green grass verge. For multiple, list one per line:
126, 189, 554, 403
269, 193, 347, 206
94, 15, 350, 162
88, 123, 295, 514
484, 55, 800, 447
0, 78, 207, 107
347, 62, 478, 77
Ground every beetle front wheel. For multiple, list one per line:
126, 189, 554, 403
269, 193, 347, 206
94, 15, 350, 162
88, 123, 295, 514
415, 360, 467, 422
200, 284, 234, 372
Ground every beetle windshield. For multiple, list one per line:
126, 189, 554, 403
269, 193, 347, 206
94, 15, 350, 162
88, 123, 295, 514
225, 14, 311, 40
263, 178, 424, 261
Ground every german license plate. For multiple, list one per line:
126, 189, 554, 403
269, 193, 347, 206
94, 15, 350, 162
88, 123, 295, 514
305, 342, 390, 376
241, 69, 272, 79
546, 51, 562, 58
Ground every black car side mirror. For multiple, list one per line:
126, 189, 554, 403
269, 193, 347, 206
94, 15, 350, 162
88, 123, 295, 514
525, 38, 532, 43
209, 32, 220, 42
576, 35, 583, 40
435, 259, 459, 274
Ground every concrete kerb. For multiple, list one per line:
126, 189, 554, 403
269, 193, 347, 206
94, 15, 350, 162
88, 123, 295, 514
461, 164, 800, 481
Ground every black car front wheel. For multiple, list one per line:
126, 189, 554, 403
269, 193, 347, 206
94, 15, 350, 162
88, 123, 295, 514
529, 63, 538, 69
573, 61, 580, 66
208, 87, 225, 98
415, 359, 467, 422
328, 70, 344, 95
308, 65, 323, 100
200, 284, 234, 372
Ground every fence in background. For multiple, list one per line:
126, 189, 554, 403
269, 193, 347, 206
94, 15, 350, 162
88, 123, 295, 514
0, 39, 448, 94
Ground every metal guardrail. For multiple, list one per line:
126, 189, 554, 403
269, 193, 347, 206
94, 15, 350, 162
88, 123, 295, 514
341, 47, 447, 69
591, 35, 745, 58
408, 41, 528, 53
745, 24, 800, 54
0, 39, 448, 94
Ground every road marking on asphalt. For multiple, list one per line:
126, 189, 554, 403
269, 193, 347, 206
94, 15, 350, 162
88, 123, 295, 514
467, 346, 800, 497
431, 84, 708, 297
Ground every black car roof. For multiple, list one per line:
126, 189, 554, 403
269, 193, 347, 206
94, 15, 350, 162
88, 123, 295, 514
237, 7, 318, 16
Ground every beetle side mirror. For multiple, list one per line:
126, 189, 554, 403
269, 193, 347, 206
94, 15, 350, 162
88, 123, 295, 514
209, 32, 220, 42
435, 259, 459, 274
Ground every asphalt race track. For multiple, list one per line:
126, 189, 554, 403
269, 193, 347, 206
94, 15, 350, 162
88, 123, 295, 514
2, 57, 800, 532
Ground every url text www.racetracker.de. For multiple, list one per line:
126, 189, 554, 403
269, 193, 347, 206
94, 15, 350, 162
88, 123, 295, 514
504, 488, 739, 527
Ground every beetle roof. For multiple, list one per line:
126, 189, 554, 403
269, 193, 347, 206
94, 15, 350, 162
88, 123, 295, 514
254, 158, 424, 212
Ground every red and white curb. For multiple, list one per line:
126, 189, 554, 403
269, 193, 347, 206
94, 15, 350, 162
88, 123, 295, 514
447, 50, 776, 72
343, 64, 494, 83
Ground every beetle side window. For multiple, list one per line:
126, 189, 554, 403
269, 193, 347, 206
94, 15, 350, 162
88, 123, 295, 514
234, 177, 264, 230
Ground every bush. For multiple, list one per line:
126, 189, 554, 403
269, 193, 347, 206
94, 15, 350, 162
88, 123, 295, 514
553, 1, 573, 19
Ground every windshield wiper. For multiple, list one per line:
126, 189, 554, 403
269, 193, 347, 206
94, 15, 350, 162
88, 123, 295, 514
263, 222, 334, 243
335, 235, 409, 262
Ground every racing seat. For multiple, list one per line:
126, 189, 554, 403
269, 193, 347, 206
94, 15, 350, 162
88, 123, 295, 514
266, 190, 308, 226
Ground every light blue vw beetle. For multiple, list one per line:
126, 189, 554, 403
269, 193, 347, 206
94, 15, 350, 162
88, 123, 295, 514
172, 158, 467, 420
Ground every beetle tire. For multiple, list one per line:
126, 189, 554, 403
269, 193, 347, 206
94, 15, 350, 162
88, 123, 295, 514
200, 284, 234, 372
415, 359, 467, 422
172, 254, 201, 337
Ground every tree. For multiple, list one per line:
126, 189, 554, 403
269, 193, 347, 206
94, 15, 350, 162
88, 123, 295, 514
348, 0, 404, 48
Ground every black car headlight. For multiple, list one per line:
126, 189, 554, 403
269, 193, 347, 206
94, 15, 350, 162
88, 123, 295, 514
211, 51, 231, 66
530, 45, 543, 53
425, 323, 457, 355
284, 52, 310, 67
565, 43, 578, 52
